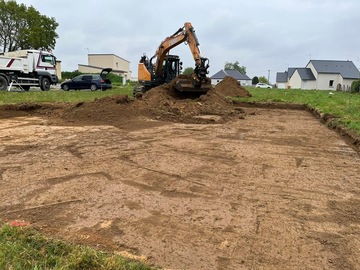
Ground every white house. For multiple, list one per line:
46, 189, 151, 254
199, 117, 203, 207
211, 69, 251, 86
276, 60, 360, 90
275, 71, 288, 89
79, 53, 131, 80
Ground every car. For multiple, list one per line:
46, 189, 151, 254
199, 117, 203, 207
255, 82, 272, 89
61, 68, 112, 91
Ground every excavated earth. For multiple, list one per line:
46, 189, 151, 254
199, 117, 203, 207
0, 76, 360, 270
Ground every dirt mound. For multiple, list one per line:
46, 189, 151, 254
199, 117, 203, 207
59, 94, 142, 127
0, 75, 249, 126
139, 75, 248, 122
212, 76, 252, 98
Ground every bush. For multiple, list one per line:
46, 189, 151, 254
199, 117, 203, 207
351, 80, 360, 93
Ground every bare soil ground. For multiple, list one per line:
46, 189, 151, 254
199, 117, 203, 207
0, 77, 360, 270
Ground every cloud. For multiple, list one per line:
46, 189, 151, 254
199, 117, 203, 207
15, 0, 360, 82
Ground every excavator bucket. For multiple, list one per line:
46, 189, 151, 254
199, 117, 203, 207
174, 76, 212, 93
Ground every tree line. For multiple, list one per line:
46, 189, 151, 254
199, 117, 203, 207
0, 0, 58, 53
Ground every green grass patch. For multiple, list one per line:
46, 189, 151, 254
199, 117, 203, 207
0, 224, 158, 270
0, 83, 134, 104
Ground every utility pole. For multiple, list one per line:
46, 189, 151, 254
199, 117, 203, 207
268, 70, 270, 84
85, 48, 90, 65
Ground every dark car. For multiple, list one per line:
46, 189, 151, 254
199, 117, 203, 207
61, 68, 112, 91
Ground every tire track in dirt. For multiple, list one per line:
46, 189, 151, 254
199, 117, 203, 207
0, 78, 360, 269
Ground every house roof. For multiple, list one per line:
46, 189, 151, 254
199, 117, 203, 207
288, 67, 300, 78
211, 69, 251, 80
276, 72, 288, 83
308, 60, 360, 79
296, 68, 316, 80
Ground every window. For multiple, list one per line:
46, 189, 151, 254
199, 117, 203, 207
329, 80, 334, 87
41, 55, 55, 65
73, 75, 82, 82
82, 75, 92, 81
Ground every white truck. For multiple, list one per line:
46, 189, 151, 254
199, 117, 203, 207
0, 49, 58, 91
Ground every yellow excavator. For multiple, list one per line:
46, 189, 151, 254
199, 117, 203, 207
134, 22, 211, 96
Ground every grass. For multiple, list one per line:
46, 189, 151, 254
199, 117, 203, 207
0, 224, 157, 270
0, 83, 134, 104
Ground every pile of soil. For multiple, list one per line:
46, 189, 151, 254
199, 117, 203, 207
0, 75, 251, 126
212, 75, 252, 98
140, 75, 250, 123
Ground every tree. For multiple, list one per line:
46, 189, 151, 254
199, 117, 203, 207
0, 0, 58, 52
224, 61, 246, 75
252, 76, 259, 85
182, 67, 194, 75
258, 76, 269, 84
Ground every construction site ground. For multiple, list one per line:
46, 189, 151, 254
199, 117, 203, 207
0, 77, 359, 270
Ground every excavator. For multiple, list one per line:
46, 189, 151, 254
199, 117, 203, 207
134, 22, 211, 96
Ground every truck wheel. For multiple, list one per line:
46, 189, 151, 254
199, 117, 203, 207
40, 77, 51, 91
0, 76, 8, 91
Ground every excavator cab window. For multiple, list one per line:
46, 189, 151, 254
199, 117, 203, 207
162, 56, 180, 82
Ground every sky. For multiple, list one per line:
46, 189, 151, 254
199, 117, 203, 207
15, 0, 360, 83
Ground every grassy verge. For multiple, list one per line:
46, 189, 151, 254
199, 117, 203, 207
0, 224, 157, 270
0, 83, 134, 104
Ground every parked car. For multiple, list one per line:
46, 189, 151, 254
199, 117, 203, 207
255, 82, 272, 89
61, 68, 112, 91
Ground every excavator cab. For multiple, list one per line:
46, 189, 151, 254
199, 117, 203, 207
161, 55, 182, 83
134, 54, 182, 96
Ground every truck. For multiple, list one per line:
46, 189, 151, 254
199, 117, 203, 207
0, 49, 58, 91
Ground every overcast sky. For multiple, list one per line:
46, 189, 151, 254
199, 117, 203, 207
16, 0, 360, 82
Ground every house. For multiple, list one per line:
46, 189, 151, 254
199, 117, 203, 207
275, 71, 288, 89
78, 53, 131, 80
211, 69, 251, 86
276, 60, 360, 90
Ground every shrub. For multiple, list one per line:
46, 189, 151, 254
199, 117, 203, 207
351, 80, 360, 93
